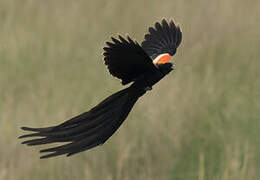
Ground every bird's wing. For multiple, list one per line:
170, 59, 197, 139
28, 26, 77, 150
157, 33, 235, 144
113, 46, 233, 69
141, 19, 182, 60
103, 35, 158, 85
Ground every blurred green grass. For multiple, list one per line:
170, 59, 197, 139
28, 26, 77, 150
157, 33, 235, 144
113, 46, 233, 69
0, 0, 259, 179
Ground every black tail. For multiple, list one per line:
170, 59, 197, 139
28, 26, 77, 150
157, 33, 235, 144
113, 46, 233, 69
19, 87, 145, 159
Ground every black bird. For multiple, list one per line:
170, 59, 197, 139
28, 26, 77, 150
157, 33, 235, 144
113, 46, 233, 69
19, 19, 182, 159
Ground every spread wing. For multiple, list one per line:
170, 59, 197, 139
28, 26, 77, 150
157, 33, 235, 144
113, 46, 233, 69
141, 19, 182, 60
103, 35, 157, 85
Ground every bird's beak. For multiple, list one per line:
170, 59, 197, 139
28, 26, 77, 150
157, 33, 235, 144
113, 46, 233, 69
153, 53, 173, 67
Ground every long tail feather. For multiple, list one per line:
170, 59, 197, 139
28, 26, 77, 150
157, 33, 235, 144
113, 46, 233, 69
20, 87, 145, 159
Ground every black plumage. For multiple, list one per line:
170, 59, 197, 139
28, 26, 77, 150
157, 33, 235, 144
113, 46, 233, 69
19, 19, 182, 159
103, 36, 158, 85
141, 19, 182, 59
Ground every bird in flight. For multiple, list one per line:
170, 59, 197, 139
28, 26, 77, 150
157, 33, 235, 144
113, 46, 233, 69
19, 19, 182, 159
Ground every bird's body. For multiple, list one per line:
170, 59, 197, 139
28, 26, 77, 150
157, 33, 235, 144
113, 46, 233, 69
19, 19, 182, 158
